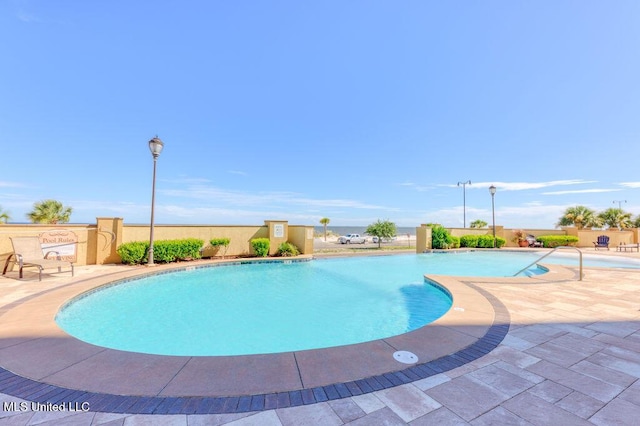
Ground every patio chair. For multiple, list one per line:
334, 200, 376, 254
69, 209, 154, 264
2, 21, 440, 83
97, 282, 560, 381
593, 235, 610, 251
526, 234, 544, 248
2, 236, 74, 281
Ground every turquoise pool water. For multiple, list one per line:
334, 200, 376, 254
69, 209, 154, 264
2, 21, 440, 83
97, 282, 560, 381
55, 252, 640, 357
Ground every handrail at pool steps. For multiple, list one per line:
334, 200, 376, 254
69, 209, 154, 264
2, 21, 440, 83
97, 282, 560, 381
514, 246, 583, 281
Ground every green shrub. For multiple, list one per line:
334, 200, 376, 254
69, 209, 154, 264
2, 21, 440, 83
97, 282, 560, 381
475, 235, 506, 248
536, 235, 579, 248
116, 241, 149, 264
449, 236, 460, 249
276, 242, 300, 257
210, 237, 230, 247
152, 238, 204, 263
210, 237, 230, 258
116, 238, 203, 264
431, 225, 451, 249
460, 235, 479, 248
251, 238, 270, 257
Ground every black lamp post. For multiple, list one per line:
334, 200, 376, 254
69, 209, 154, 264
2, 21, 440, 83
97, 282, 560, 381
489, 185, 496, 248
148, 137, 164, 266
457, 180, 471, 228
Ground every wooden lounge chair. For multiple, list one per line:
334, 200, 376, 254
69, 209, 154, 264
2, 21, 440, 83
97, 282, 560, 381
526, 234, 543, 248
617, 242, 640, 252
2, 236, 74, 281
593, 235, 610, 250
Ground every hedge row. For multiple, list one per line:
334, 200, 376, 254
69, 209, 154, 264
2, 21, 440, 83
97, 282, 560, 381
535, 235, 579, 248
460, 234, 507, 248
116, 238, 204, 265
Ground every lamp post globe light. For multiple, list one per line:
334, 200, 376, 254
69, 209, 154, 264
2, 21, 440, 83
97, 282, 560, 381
148, 137, 164, 266
489, 185, 496, 248
457, 180, 471, 228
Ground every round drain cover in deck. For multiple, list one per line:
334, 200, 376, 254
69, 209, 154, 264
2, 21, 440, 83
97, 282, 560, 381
393, 350, 418, 364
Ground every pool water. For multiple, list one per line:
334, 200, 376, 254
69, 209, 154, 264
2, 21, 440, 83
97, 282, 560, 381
56, 256, 453, 356
56, 252, 640, 357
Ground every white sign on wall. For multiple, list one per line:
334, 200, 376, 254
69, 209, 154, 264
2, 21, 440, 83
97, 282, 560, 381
274, 224, 284, 238
39, 230, 78, 262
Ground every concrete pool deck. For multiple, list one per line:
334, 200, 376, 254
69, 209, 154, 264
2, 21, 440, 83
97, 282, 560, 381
1, 249, 640, 424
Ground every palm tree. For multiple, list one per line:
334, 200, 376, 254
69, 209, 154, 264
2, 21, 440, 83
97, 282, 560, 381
598, 208, 632, 230
556, 205, 601, 229
27, 199, 73, 224
0, 205, 10, 224
319, 217, 330, 241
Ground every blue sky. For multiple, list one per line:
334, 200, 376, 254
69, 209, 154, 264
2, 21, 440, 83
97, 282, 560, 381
1, 1, 639, 229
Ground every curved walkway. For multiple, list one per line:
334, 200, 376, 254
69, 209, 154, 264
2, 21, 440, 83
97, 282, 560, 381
1, 252, 640, 424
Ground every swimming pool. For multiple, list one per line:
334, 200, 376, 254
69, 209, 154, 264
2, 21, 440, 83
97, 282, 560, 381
56, 256, 454, 356
55, 251, 640, 357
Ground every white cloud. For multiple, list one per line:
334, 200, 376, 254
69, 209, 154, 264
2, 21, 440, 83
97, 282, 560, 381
542, 189, 622, 195
399, 182, 435, 192
619, 182, 640, 188
159, 204, 320, 224
161, 184, 392, 210
467, 179, 596, 191
16, 11, 41, 23
162, 177, 212, 184
0, 181, 27, 188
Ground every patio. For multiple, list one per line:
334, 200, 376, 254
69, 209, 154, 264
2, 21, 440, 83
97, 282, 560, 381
1, 250, 640, 424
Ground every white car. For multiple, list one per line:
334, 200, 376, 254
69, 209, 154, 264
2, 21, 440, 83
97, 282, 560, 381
338, 234, 366, 244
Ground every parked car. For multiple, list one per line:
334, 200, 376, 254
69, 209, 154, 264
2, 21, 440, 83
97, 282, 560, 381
338, 234, 366, 244
372, 236, 396, 243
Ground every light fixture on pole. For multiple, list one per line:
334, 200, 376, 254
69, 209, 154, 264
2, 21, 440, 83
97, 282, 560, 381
148, 137, 164, 266
613, 200, 627, 210
457, 180, 471, 228
489, 185, 496, 248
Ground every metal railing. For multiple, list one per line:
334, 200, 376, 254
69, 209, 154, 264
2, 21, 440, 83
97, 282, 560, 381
514, 246, 583, 281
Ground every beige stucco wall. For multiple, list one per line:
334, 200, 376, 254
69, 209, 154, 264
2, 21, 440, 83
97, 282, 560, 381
573, 229, 635, 248
122, 224, 268, 258
3, 218, 638, 268
0, 224, 96, 267
289, 225, 314, 254
0, 218, 314, 268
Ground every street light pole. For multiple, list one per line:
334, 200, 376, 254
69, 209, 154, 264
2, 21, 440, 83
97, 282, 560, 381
489, 185, 496, 248
148, 137, 164, 266
613, 200, 627, 210
457, 180, 471, 228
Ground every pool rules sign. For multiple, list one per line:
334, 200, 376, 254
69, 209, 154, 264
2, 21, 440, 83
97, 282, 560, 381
39, 230, 78, 262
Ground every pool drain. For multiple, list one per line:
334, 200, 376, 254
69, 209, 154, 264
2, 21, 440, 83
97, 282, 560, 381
393, 350, 418, 364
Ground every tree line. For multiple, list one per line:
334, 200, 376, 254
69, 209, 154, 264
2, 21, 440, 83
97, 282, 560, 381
455, 206, 638, 231
557, 205, 639, 230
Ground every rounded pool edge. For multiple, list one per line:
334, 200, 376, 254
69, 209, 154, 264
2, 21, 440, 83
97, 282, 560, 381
0, 257, 511, 415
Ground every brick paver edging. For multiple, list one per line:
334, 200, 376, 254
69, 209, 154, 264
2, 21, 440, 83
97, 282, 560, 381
0, 283, 509, 415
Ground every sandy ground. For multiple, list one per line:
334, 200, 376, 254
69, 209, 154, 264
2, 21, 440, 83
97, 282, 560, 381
314, 235, 417, 251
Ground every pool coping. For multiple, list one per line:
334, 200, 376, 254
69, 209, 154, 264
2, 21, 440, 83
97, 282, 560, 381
0, 257, 578, 414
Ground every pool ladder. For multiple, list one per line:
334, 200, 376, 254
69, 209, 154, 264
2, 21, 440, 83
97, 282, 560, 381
514, 246, 583, 281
